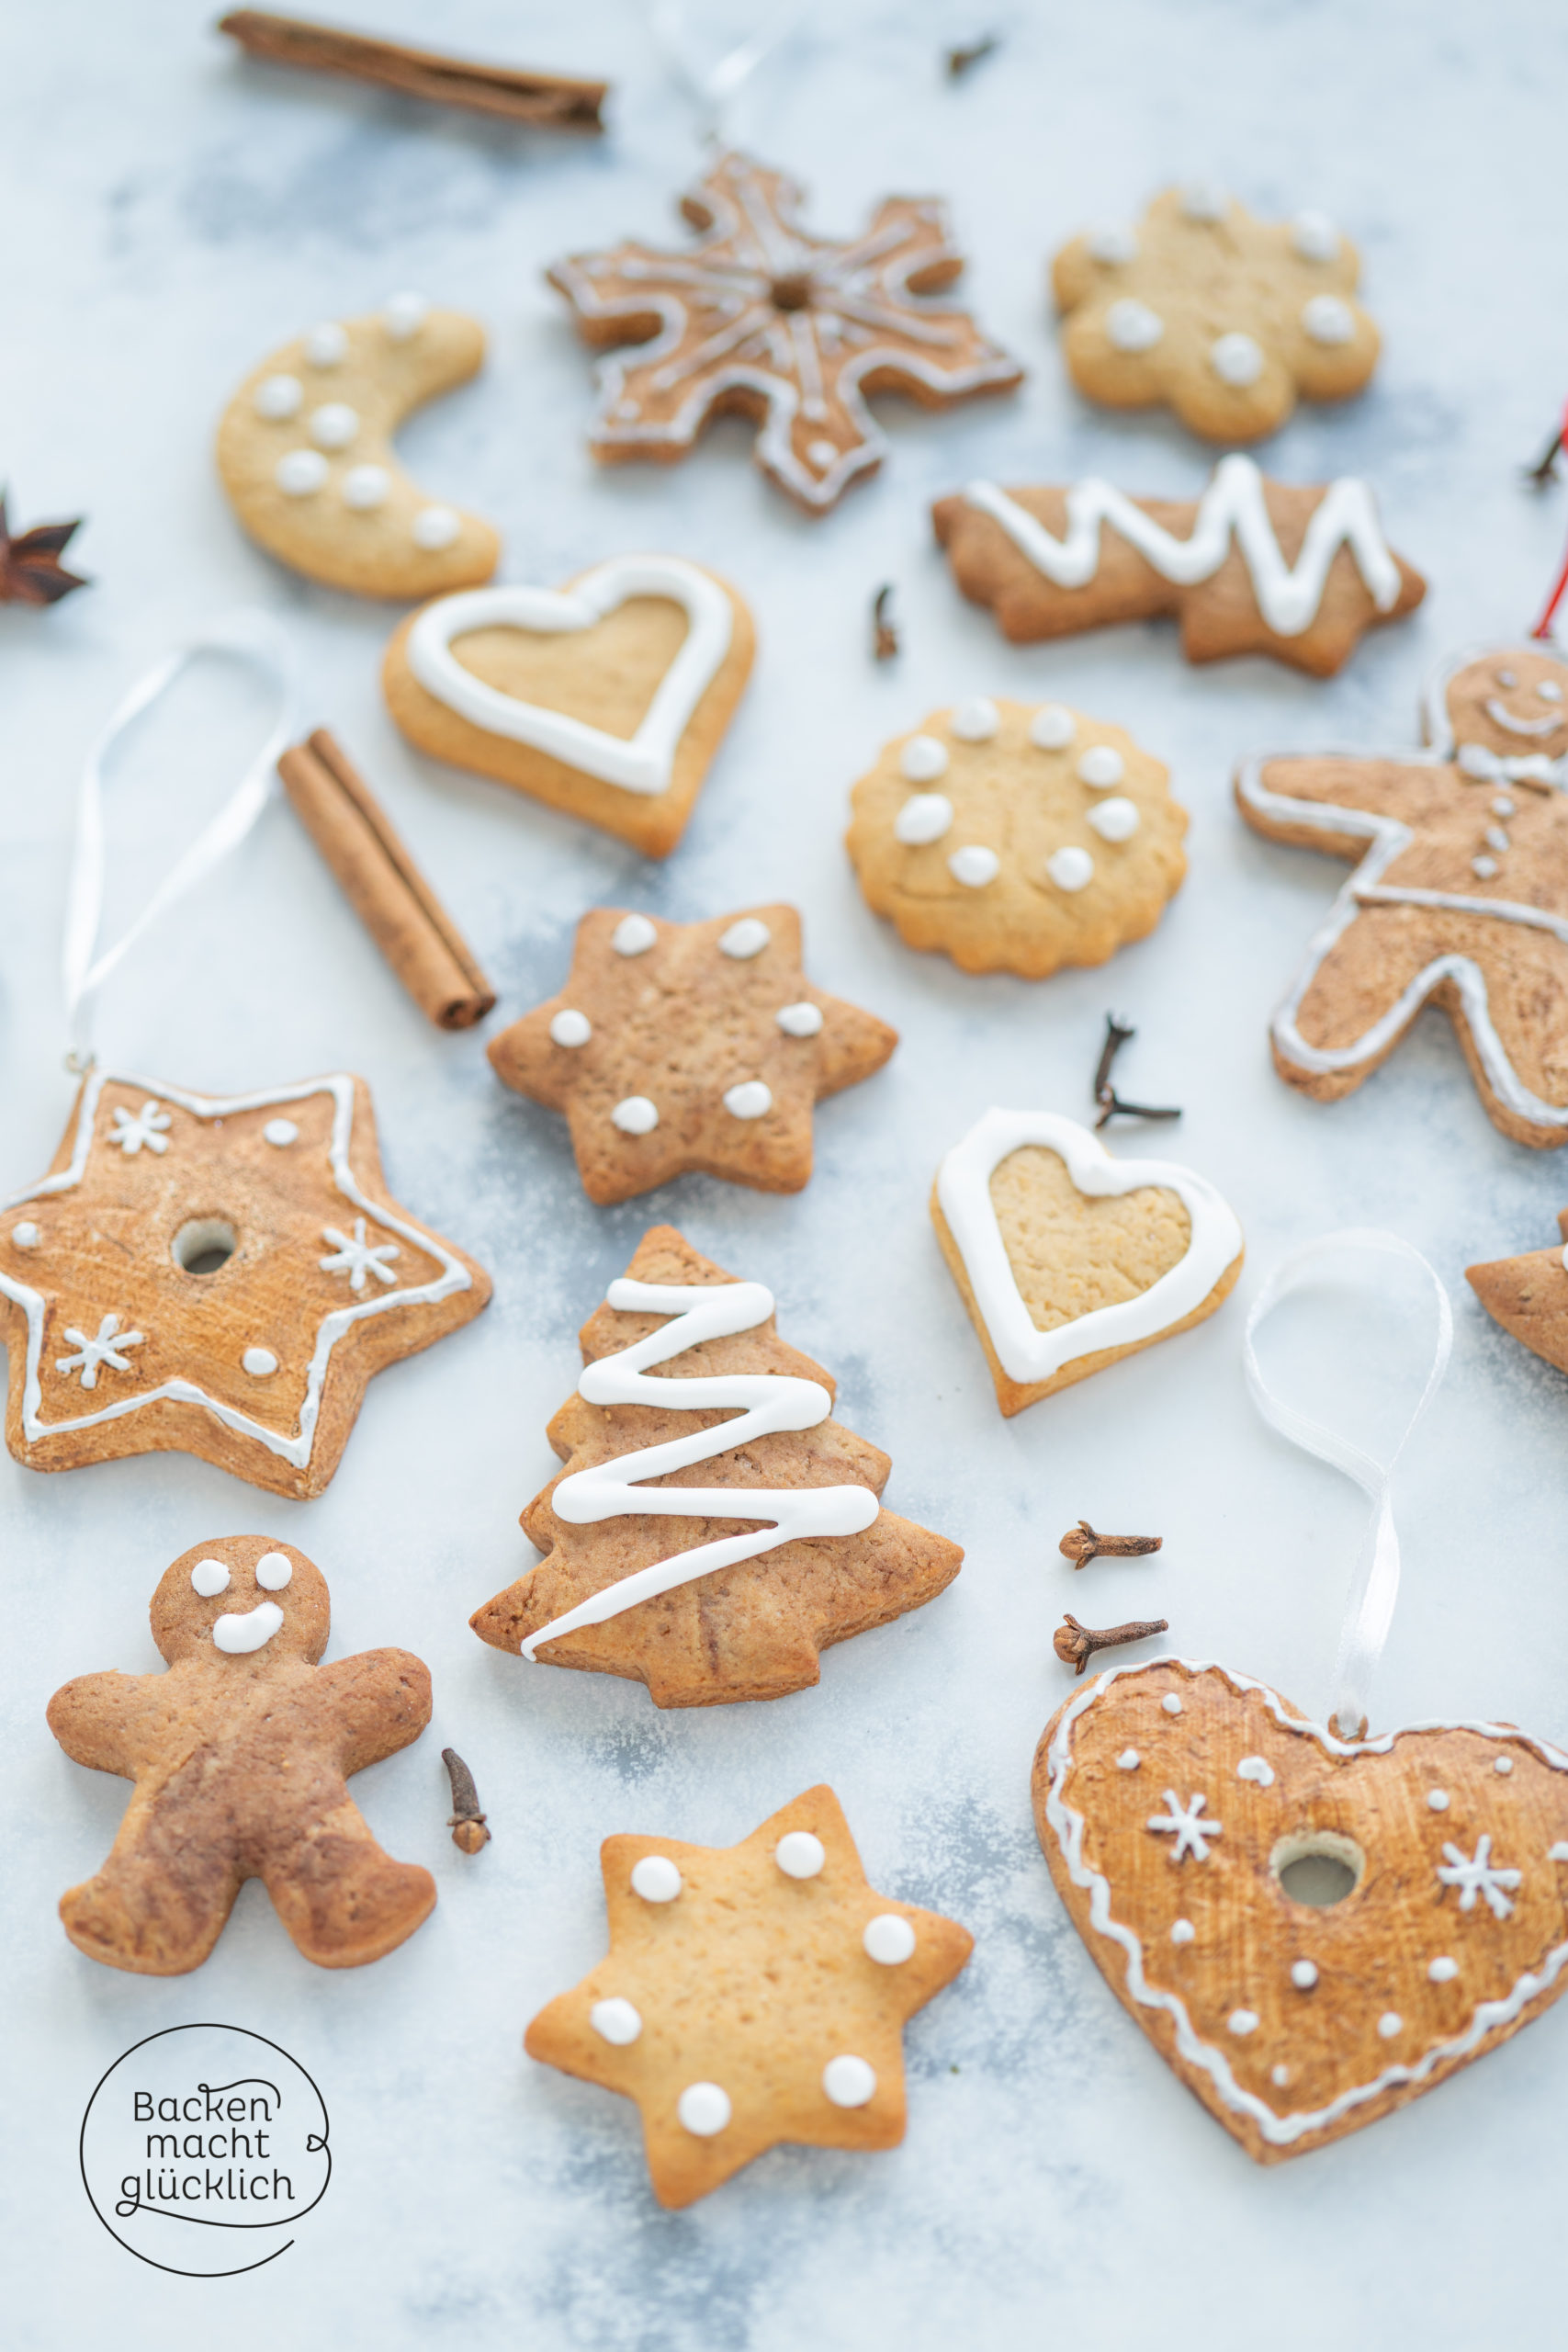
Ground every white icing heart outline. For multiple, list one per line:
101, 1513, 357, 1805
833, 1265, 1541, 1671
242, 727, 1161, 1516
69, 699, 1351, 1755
405, 556, 733, 797
936, 1109, 1244, 1386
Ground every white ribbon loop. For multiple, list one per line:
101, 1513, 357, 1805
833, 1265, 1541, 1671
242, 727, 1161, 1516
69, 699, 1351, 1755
62, 612, 294, 1065
1242, 1230, 1453, 1739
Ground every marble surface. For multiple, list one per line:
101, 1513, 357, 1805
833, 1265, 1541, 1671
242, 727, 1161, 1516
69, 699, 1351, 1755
6, 1, 1568, 2344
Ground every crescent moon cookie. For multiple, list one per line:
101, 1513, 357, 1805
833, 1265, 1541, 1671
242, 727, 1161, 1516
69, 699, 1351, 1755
847, 697, 1188, 978
1053, 186, 1379, 442
932, 458, 1425, 676
932, 1111, 1244, 1415
216, 298, 499, 598
382, 558, 755, 859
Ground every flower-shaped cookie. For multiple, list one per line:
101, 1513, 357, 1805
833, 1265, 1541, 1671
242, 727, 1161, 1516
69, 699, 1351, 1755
1052, 186, 1379, 443
846, 697, 1188, 978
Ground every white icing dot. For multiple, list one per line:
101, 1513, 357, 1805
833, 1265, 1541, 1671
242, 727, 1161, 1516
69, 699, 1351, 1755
190, 1559, 231, 1598
1105, 298, 1165, 353
1492, 796, 1517, 819
900, 734, 950, 784
591, 1997, 642, 2045
611, 913, 658, 956
863, 1914, 916, 1965
822, 2054, 876, 2109
254, 373, 303, 421
612, 1096, 659, 1136
1087, 796, 1140, 843
1087, 221, 1138, 265
950, 695, 1000, 741
342, 464, 389, 511
1498, 669, 1518, 687
1116, 1748, 1141, 1771
255, 1551, 293, 1590
1077, 744, 1125, 788
775, 1001, 823, 1037
1486, 825, 1510, 853
1169, 1919, 1196, 1949
1292, 209, 1340, 262
808, 441, 838, 469
1271, 2064, 1291, 2088
1029, 704, 1076, 751
412, 504, 461, 550
1162, 1694, 1183, 1716
1427, 1790, 1450, 1812
1228, 2009, 1259, 2036
10, 1222, 39, 1249
1047, 846, 1095, 893
310, 402, 359, 451
723, 1080, 773, 1121
1472, 854, 1499, 879
1237, 1756, 1276, 1788
1291, 1959, 1318, 1990
774, 1831, 825, 1879
303, 321, 348, 368
1541, 680, 1564, 703
1495, 1757, 1514, 1775
718, 917, 771, 959
1181, 181, 1228, 221
242, 1347, 278, 1378
1302, 294, 1356, 346
1210, 332, 1265, 386
263, 1118, 299, 1146
895, 792, 954, 846
631, 1855, 682, 1903
549, 1009, 592, 1048
1377, 2011, 1403, 2040
276, 448, 329, 496
949, 844, 1000, 888
677, 2082, 730, 2136
1428, 1956, 1459, 1983
383, 289, 429, 341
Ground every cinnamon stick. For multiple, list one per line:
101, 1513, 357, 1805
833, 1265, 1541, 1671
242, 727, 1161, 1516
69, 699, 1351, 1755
279, 729, 496, 1031
217, 10, 608, 131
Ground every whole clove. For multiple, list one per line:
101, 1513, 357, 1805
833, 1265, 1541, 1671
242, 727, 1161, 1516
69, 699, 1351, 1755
1059, 1520, 1163, 1569
1092, 1012, 1180, 1128
946, 34, 999, 78
442, 1747, 491, 1853
872, 582, 899, 661
1055, 1611, 1168, 1675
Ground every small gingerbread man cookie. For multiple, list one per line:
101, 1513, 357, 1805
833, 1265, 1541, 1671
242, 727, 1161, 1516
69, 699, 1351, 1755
847, 696, 1187, 977
48, 1537, 435, 1975
1052, 185, 1378, 442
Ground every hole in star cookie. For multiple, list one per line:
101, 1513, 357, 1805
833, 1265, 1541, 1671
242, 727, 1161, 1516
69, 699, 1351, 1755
1271, 1829, 1364, 1908
988, 1147, 1191, 1332
172, 1216, 238, 1277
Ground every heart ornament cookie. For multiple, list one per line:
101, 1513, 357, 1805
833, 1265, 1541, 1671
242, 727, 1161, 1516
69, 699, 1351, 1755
932, 1110, 1244, 1413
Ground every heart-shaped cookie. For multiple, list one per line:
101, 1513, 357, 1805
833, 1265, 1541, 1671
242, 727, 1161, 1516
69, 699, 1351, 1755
1034, 1657, 1568, 2160
932, 1110, 1244, 1413
383, 558, 754, 858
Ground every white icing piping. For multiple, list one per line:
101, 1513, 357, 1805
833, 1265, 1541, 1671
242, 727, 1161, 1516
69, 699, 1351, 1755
1043, 1657, 1568, 2147
405, 559, 733, 797
523, 1277, 879, 1657
0, 1070, 473, 1468
964, 456, 1403, 638
935, 1110, 1243, 1388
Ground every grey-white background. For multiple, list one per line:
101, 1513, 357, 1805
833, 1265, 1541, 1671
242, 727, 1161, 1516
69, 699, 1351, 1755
5, 2, 1568, 2344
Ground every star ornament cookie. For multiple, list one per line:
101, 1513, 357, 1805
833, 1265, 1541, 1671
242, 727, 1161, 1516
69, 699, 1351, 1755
525, 1786, 973, 2205
547, 150, 1022, 514
847, 695, 1188, 977
1034, 1657, 1568, 2160
1235, 641, 1568, 1146
0, 1069, 491, 1497
488, 904, 897, 1203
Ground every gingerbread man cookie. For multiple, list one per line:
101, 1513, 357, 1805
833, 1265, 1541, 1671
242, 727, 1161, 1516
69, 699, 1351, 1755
216, 298, 499, 597
847, 695, 1187, 977
547, 151, 1022, 514
1236, 643, 1568, 1147
48, 1536, 434, 1975
1052, 185, 1379, 441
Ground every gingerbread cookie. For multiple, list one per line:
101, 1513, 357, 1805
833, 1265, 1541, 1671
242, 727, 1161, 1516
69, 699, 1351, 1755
1236, 642, 1568, 1147
546, 150, 1022, 514
1034, 1656, 1568, 2160
471, 1225, 962, 1707
49, 1536, 434, 1975
932, 1111, 1244, 1414
1052, 186, 1379, 442
0, 1069, 490, 1497
216, 299, 499, 598
487, 905, 897, 1204
1468, 1208, 1568, 1377
846, 695, 1187, 977
932, 456, 1424, 676
525, 1784, 973, 2203
382, 558, 754, 859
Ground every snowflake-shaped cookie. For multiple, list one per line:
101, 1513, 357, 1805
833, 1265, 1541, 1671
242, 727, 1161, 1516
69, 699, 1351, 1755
1052, 185, 1379, 442
547, 151, 1023, 514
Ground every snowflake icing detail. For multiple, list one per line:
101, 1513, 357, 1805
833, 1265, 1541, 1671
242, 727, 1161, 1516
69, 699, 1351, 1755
56, 1312, 145, 1389
1146, 1790, 1223, 1863
1436, 1833, 1522, 1920
320, 1218, 400, 1293
109, 1101, 172, 1156
547, 152, 1022, 513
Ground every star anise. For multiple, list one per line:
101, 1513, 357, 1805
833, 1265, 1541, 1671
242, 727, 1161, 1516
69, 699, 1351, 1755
0, 491, 90, 605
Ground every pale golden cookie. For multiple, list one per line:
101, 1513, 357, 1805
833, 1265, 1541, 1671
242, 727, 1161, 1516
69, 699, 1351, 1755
216, 299, 499, 597
847, 696, 1187, 978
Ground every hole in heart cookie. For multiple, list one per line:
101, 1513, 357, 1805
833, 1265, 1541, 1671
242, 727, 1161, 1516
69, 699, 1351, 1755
989, 1147, 1191, 1329
449, 599, 691, 743
172, 1216, 238, 1277
1271, 1829, 1364, 1908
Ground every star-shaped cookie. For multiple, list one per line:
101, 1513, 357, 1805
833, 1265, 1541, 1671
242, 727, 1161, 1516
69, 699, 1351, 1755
525, 1784, 973, 2206
0, 1069, 491, 1496
1468, 1207, 1568, 1376
487, 905, 897, 1203
1236, 642, 1568, 1146
547, 150, 1022, 514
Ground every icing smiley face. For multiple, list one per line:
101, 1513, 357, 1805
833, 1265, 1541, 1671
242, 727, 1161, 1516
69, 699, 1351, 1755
155, 1539, 326, 1666
1439, 646, 1568, 765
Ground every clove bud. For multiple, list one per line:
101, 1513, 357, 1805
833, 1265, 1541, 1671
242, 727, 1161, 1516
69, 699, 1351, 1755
442, 1747, 491, 1854
1059, 1519, 1163, 1568
1055, 1611, 1168, 1675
